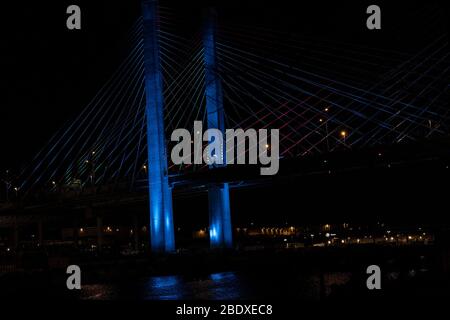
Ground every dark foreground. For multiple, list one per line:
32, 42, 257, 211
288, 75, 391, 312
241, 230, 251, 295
1, 244, 449, 301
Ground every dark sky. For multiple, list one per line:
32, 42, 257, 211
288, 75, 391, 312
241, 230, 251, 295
0, 0, 448, 173
0, 1, 141, 170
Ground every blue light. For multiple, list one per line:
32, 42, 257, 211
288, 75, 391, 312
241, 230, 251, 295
151, 275, 180, 289
210, 272, 237, 282
142, 0, 175, 253
208, 184, 232, 248
210, 226, 218, 241
145, 275, 183, 300
204, 8, 232, 249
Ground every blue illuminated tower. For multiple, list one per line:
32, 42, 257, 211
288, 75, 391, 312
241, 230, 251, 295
203, 8, 233, 249
142, 0, 175, 253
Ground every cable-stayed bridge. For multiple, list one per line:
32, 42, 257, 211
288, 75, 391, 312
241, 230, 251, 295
1, 1, 450, 252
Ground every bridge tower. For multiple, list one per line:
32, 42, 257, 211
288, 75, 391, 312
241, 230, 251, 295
142, 0, 175, 253
203, 8, 233, 249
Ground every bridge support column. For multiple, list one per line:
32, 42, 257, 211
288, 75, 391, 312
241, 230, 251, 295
142, 0, 175, 253
208, 184, 233, 248
203, 8, 233, 249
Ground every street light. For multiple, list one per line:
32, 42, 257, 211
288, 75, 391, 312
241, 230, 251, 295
340, 130, 347, 145
13, 187, 19, 198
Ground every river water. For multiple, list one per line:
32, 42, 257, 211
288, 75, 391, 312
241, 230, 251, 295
76, 270, 354, 300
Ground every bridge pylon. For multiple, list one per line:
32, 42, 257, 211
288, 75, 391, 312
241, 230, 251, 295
142, 0, 175, 253
203, 8, 233, 249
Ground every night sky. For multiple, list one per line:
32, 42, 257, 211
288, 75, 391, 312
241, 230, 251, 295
0, 1, 140, 170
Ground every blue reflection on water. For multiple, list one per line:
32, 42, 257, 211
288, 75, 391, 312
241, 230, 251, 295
80, 271, 246, 300
144, 275, 184, 300
151, 275, 181, 289
210, 272, 235, 281
208, 272, 242, 300
141, 272, 242, 300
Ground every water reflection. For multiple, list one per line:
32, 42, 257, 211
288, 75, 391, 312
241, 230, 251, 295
144, 275, 183, 300
79, 270, 362, 300
143, 272, 241, 300
208, 272, 242, 300
81, 271, 243, 300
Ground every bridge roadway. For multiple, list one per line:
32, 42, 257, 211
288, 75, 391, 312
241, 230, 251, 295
1, 137, 450, 221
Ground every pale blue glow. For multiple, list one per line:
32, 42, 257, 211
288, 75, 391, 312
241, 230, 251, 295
204, 9, 232, 249
145, 275, 183, 300
210, 227, 218, 241
143, 0, 175, 253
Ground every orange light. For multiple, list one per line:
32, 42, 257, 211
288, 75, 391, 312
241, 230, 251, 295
340, 130, 347, 138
